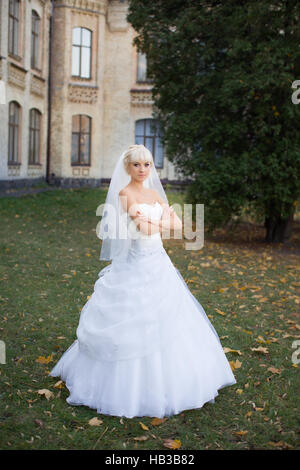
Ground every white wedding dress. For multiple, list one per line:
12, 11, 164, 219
49, 202, 237, 418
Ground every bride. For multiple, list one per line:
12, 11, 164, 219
49, 144, 237, 418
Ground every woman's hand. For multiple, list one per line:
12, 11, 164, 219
136, 210, 160, 226
135, 210, 150, 224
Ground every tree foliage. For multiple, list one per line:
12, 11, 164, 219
127, 0, 300, 242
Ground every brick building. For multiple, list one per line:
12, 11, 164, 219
0, 0, 184, 190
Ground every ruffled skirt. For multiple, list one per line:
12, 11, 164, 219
49, 238, 237, 418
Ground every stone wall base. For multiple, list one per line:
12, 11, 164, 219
49, 177, 102, 189
0, 176, 191, 192
0, 177, 46, 191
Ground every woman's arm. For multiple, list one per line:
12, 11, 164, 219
119, 190, 182, 236
149, 205, 183, 233
153, 191, 183, 233
119, 190, 161, 236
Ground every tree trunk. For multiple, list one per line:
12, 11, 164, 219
264, 204, 295, 243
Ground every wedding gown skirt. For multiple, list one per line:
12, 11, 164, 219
49, 202, 237, 418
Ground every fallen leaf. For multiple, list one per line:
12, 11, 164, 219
229, 359, 242, 370
233, 431, 248, 436
267, 367, 281, 374
223, 347, 242, 355
163, 438, 181, 449
34, 419, 44, 428
88, 417, 103, 426
251, 346, 269, 354
150, 417, 168, 426
37, 389, 54, 400
36, 354, 53, 364
139, 422, 149, 431
133, 436, 148, 441
215, 308, 226, 316
53, 380, 65, 389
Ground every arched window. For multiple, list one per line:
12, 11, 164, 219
135, 119, 164, 168
8, 0, 20, 56
31, 10, 40, 69
8, 101, 21, 164
71, 115, 91, 165
72, 27, 92, 78
29, 109, 41, 164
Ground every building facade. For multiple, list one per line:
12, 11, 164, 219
0, 0, 182, 190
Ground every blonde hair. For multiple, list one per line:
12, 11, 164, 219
123, 144, 153, 173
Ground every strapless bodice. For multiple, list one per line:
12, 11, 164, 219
128, 202, 164, 253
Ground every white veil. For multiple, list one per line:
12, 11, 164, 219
97, 146, 168, 262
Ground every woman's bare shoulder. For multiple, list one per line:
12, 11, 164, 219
150, 189, 166, 205
119, 186, 130, 197
119, 188, 138, 214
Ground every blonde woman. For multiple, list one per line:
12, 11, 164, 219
49, 144, 236, 418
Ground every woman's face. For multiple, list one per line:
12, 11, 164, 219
128, 160, 152, 182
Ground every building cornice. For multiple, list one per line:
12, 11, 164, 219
53, 0, 107, 15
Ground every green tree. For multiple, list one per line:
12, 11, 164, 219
127, 0, 300, 242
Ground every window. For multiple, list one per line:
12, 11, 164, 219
31, 11, 40, 69
71, 115, 91, 165
137, 51, 153, 83
8, 0, 20, 56
8, 101, 21, 164
135, 119, 164, 168
29, 109, 41, 164
72, 27, 92, 78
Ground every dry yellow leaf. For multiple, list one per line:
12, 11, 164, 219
37, 389, 54, 400
163, 438, 181, 449
36, 354, 53, 364
88, 417, 103, 426
139, 422, 149, 431
251, 346, 269, 354
53, 380, 65, 389
150, 417, 167, 426
223, 347, 242, 355
267, 367, 281, 374
233, 431, 248, 436
133, 436, 148, 441
229, 359, 242, 370
215, 308, 226, 316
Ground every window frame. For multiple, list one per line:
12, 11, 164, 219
31, 10, 40, 70
8, 101, 21, 165
8, 0, 21, 57
71, 114, 92, 166
135, 119, 164, 169
71, 27, 92, 79
136, 51, 153, 84
28, 108, 42, 165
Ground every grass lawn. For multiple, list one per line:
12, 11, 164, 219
0, 187, 299, 450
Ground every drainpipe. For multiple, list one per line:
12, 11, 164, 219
46, 0, 54, 184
